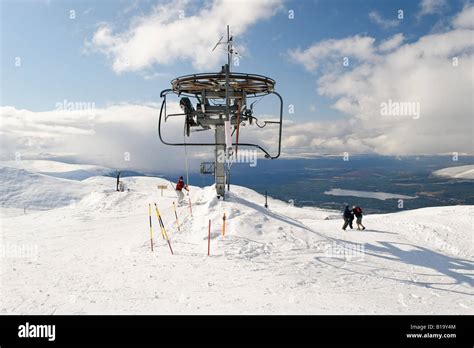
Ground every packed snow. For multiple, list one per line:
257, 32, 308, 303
433, 164, 474, 180
0, 161, 472, 314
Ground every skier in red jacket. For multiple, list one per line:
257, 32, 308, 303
175, 176, 189, 203
352, 205, 365, 230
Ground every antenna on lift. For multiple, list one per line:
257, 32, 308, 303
158, 25, 283, 199
212, 25, 239, 67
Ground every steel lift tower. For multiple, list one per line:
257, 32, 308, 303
158, 26, 283, 198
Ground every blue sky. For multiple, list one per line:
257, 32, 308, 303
1, 0, 466, 119
1, 0, 472, 171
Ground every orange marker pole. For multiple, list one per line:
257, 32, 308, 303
148, 204, 154, 252
173, 202, 181, 232
222, 213, 226, 236
189, 198, 193, 217
207, 219, 211, 256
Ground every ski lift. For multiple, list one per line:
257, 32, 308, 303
200, 162, 215, 175
158, 26, 283, 197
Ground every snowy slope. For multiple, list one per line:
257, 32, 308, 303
1, 160, 113, 180
0, 166, 91, 210
433, 164, 474, 180
0, 161, 472, 314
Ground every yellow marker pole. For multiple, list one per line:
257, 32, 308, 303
154, 204, 166, 239
154, 203, 174, 255
148, 204, 154, 252
173, 202, 181, 232
222, 213, 226, 236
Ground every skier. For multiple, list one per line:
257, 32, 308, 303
116, 170, 121, 191
352, 205, 365, 230
349, 208, 354, 229
175, 176, 189, 204
342, 205, 352, 231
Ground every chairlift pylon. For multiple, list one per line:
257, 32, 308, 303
157, 25, 283, 198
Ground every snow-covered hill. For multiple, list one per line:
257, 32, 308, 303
0, 161, 472, 314
433, 164, 474, 180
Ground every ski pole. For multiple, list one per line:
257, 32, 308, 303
173, 202, 181, 232
148, 204, 154, 252
208, 219, 211, 256
154, 203, 174, 255
222, 213, 226, 237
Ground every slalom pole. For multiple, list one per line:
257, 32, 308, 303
154, 203, 174, 255
148, 204, 154, 252
208, 219, 211, 256
173, 202, 181, 232
154, 202, 167, 239
222, 213, 226, 237
154, 203, 165, 240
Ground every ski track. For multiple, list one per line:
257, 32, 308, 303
0, 162, 473, 314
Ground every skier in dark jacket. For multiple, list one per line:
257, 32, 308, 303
175, 176, 189, 203
352, 205, 365, 230
342, 205, 352, 231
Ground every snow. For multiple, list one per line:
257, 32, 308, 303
433, 164, 474, 180
1, 160, 112, 180
324, 188, 418, 200
0, 160, 472, 314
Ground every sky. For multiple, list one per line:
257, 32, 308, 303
0, 0, 473, 173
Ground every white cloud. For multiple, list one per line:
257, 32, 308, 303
368, 11, 400, 29
378, 33, 404, 52
418, 0, 448, 17
288, 35, 376, 71
0, 103, 194, 172
88, 0, 283, 73
288, 6, 474, 156
452, 4, 474, 29
0, 102, 287, 172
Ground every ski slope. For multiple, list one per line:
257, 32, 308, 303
0, 161, 472, 314
433, 164, 474, 180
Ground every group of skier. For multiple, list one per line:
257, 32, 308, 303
342, 205, 366, 231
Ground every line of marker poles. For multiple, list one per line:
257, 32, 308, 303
147, 202, 228, 257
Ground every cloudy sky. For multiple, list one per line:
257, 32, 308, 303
1, 0, 473, 173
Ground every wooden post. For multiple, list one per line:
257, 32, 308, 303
157, 185, 167, 197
